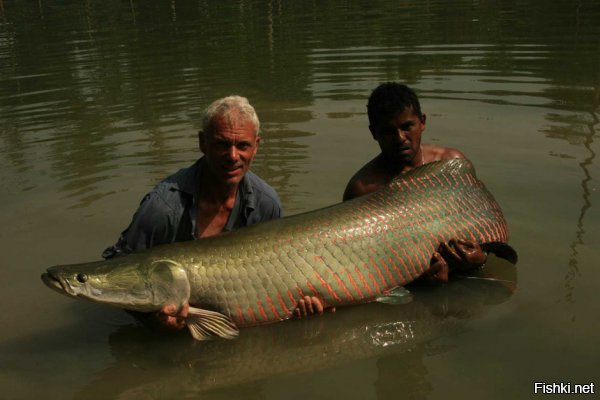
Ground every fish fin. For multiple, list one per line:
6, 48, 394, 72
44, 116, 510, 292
376, 286, 413, 305
186, 306, 239, 341
481, 242, 518, 264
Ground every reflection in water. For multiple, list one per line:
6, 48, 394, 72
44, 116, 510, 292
565, 82, 597, 307
60, 263, 516, 399
542, 71, 599, 307
1, 0, 318, 209
1, 1, 599, 398
543, 110, 595, 307
1, 0, 599, 211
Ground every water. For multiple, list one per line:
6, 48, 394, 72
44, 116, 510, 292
1, 0, 599, 399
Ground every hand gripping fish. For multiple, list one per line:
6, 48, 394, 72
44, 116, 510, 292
41, 159, 517, 341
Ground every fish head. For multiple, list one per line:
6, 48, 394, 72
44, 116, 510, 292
41, 257, 191, 313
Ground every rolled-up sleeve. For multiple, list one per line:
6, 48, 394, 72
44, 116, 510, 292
102, 191, 174, 259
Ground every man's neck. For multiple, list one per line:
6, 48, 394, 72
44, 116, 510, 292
380, 155, 416, 175
195, 168, 240, 238
199, 168, 239, 205
380, 146, 425, 175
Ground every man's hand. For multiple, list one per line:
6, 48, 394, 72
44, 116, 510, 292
293, 296, 336, 318
425, 251, 450, 283
438, 239, 487, 272
155, 303, 189, 330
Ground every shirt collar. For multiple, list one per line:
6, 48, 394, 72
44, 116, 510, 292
177, 156, 257, 212
239, 171, 256, 212
178, 158, 204, 197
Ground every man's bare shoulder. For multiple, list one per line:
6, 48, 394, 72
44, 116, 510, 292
343, 156, 390, 201
422, 143, 466, 162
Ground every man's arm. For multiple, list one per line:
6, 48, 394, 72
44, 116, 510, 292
343, 179, 365, 201
102, 191, 173, 259
103, 190, 185, 329
342, 171, 383, 201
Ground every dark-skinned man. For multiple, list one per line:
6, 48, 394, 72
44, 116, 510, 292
343, 82, 487, 283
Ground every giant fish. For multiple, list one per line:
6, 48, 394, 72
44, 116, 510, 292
41, 159, 517, 341
72, 276, 515, 398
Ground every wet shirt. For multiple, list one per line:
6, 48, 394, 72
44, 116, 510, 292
102, 157, 282, 259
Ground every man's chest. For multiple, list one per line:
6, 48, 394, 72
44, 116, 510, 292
195, 200, 234, 238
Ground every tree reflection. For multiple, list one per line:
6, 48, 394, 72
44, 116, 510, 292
1, 0, 599, 211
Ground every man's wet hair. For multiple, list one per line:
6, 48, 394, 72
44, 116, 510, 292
367, 83, 423, 127
203, 95, 260, 135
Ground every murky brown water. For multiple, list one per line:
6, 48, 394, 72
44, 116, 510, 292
1, 1, 599, 399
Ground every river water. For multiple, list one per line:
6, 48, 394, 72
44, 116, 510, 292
1, 1, 599, 399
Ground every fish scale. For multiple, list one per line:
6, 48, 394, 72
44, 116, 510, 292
42, 159, 516, 339
176, 158, 510, 326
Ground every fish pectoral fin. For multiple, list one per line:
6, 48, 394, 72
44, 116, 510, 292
186, 306, 240, 341
481, 242, 518, 264
376, 286, 413, 305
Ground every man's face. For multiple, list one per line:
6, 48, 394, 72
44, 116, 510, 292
370, 106, 426, 165
200, 113, 260, 186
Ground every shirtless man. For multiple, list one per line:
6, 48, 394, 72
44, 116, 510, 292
343, 82, 487, 281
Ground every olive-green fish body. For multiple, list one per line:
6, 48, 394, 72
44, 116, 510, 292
42, 159, 517, 340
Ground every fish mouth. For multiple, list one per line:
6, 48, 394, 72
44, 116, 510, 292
41, 271, 67, 294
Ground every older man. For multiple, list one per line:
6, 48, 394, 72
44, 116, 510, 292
104, 96, 281, 257
103, 95, 282, 328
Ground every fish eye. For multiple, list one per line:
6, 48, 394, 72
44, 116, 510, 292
76, 273, 88, 283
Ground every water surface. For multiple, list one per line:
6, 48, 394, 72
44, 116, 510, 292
1, 1, 599, 399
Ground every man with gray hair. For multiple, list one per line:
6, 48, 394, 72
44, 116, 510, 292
103, 96, 283, 328
103, 95, 281, 258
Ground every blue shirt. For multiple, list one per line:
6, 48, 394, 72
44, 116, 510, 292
102, 157, 282, 259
